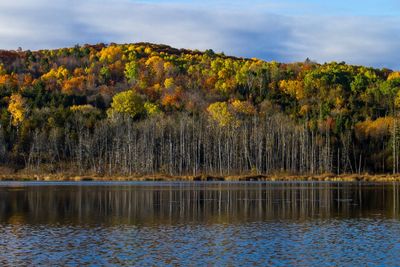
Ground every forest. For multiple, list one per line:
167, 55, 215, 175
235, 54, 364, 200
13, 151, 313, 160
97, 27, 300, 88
0, 42, 400, 176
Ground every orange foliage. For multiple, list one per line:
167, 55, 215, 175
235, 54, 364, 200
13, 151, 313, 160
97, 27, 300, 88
0, 74, 17, 87
205, 76, 217, 91
161, 87, 183, 109
62, 76, 86, 94
22, 74, 33, 86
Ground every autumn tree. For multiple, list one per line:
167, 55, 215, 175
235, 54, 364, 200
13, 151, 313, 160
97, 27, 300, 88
108, 90, 145, 119
98, 45, 123, 63
0, 42, 399, 174
231, 99, 256, 116
0, 64, 5, 75
144, 102, 161, 116
125, 60, 138, 84
207, 102, 236, 127
8, 93, 26, 126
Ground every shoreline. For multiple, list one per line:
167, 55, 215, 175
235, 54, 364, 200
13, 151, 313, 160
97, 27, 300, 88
2, 172, 400, 182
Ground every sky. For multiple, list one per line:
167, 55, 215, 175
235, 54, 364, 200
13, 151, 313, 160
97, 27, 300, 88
0, 0, 399, 69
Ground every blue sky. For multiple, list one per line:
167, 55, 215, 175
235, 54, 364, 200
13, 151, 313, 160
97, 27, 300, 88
139, 0, 400, 16
0, 0, 399, 69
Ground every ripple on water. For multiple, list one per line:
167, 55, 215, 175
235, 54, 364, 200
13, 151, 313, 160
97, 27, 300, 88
0, 182, 400, 266
0, 219, 400, 266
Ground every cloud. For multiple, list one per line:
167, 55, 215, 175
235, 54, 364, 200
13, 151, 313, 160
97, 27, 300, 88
0, 0, 399, 69
287, 16, 400, 68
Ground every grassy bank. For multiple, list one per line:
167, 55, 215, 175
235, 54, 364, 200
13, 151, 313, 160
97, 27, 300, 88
2, 168, 400, 182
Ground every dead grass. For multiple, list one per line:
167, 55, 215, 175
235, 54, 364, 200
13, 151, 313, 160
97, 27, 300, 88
2, 168, 400, 182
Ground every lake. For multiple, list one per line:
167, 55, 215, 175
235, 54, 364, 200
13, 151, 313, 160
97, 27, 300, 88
0, 181, 399, 266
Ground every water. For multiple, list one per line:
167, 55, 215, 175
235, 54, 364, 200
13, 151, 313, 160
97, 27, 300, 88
0, 181, 400, 266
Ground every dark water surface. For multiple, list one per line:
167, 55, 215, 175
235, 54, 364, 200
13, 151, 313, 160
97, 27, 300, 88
0, 182, 400, 266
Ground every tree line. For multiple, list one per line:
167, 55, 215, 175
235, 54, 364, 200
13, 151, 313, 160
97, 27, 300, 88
0, 43, 399, 175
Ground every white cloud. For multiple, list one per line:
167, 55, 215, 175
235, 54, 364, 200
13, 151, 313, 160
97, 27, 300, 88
0, 0, 399, 69
287, 16, 400, 68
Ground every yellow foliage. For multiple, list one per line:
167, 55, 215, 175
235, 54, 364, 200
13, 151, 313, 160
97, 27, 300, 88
335, 96, 344, 109
388, 72, 400, 81
218, 69, 228, 79
70, 104, 96, 113
144, 102, 161, 116
279, 80, 304, 100
231, 100, 256, 115
0, 64, 5, 75
145, 56, 163, 67
207, 102, 236, 127
215, 79, 236, 95
355, 117, 393, 139
8, 93, 26, 126
164, 78, 174, 89
163, 62, 174, 72
127, 45, 136, 52
153, 83, 162, 92
42, 66, 69, 81
145, 56, 165, 82
135, 46, 145, 54
98, 45, 123, 63
109, 90, 144, 118
299, 105, 310, 116
395, 91, 400, 108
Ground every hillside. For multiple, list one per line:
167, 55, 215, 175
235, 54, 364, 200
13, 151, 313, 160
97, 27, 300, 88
0, 42, 399, 176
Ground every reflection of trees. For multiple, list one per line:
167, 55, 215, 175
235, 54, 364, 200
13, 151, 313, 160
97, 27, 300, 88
391, 183, 400, 218
0, 183, 399, 225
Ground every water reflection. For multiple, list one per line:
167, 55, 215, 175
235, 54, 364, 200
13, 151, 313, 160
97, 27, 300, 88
1, 182, 400, 266
0, 182, 399, 225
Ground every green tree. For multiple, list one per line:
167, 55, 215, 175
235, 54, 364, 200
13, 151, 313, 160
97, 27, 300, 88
124, 61, 138, 84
